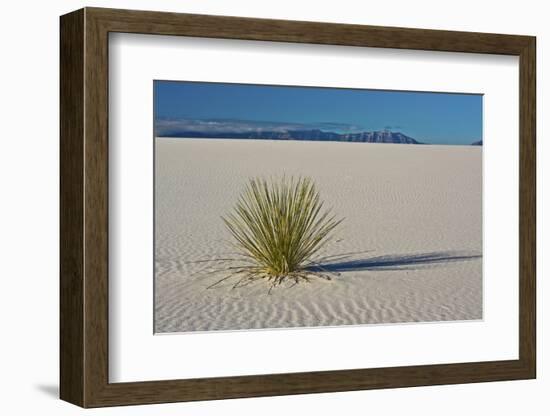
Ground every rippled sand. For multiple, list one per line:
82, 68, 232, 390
154, 138, 482, 333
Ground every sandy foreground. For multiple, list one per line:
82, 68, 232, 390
155, 138, 482, 333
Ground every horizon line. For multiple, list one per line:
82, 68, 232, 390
154, 117, 481, 145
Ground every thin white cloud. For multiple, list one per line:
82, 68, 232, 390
155, 118, 362, 136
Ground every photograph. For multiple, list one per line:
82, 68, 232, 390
153, 80, 483, 333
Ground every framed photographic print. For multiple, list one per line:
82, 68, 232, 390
60, 7, 536, 408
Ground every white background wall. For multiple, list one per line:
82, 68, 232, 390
0, 0, 546, 414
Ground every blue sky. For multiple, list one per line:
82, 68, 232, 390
154, 80, 482, 145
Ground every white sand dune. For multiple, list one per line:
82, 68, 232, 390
154, 138, 482, 333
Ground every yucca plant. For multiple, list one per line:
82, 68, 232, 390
208, 176, 343, 291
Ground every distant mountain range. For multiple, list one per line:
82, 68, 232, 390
156, 123, 483, 146
158, 128, 426, 144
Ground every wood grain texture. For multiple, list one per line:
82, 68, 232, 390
59, 7, 537, 408
518, 38, 536, 375
83, 10, 110, 406
59, 8, 84, 407
88, 7, 532, 54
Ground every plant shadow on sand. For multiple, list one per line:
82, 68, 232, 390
308, 250, 482, 274
198, 250, 482, 292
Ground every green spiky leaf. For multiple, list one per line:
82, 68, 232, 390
222, 176, 343, 282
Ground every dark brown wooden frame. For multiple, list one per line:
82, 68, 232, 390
60, 7, 536, 408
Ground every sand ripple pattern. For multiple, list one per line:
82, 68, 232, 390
154, 138, 482, 333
